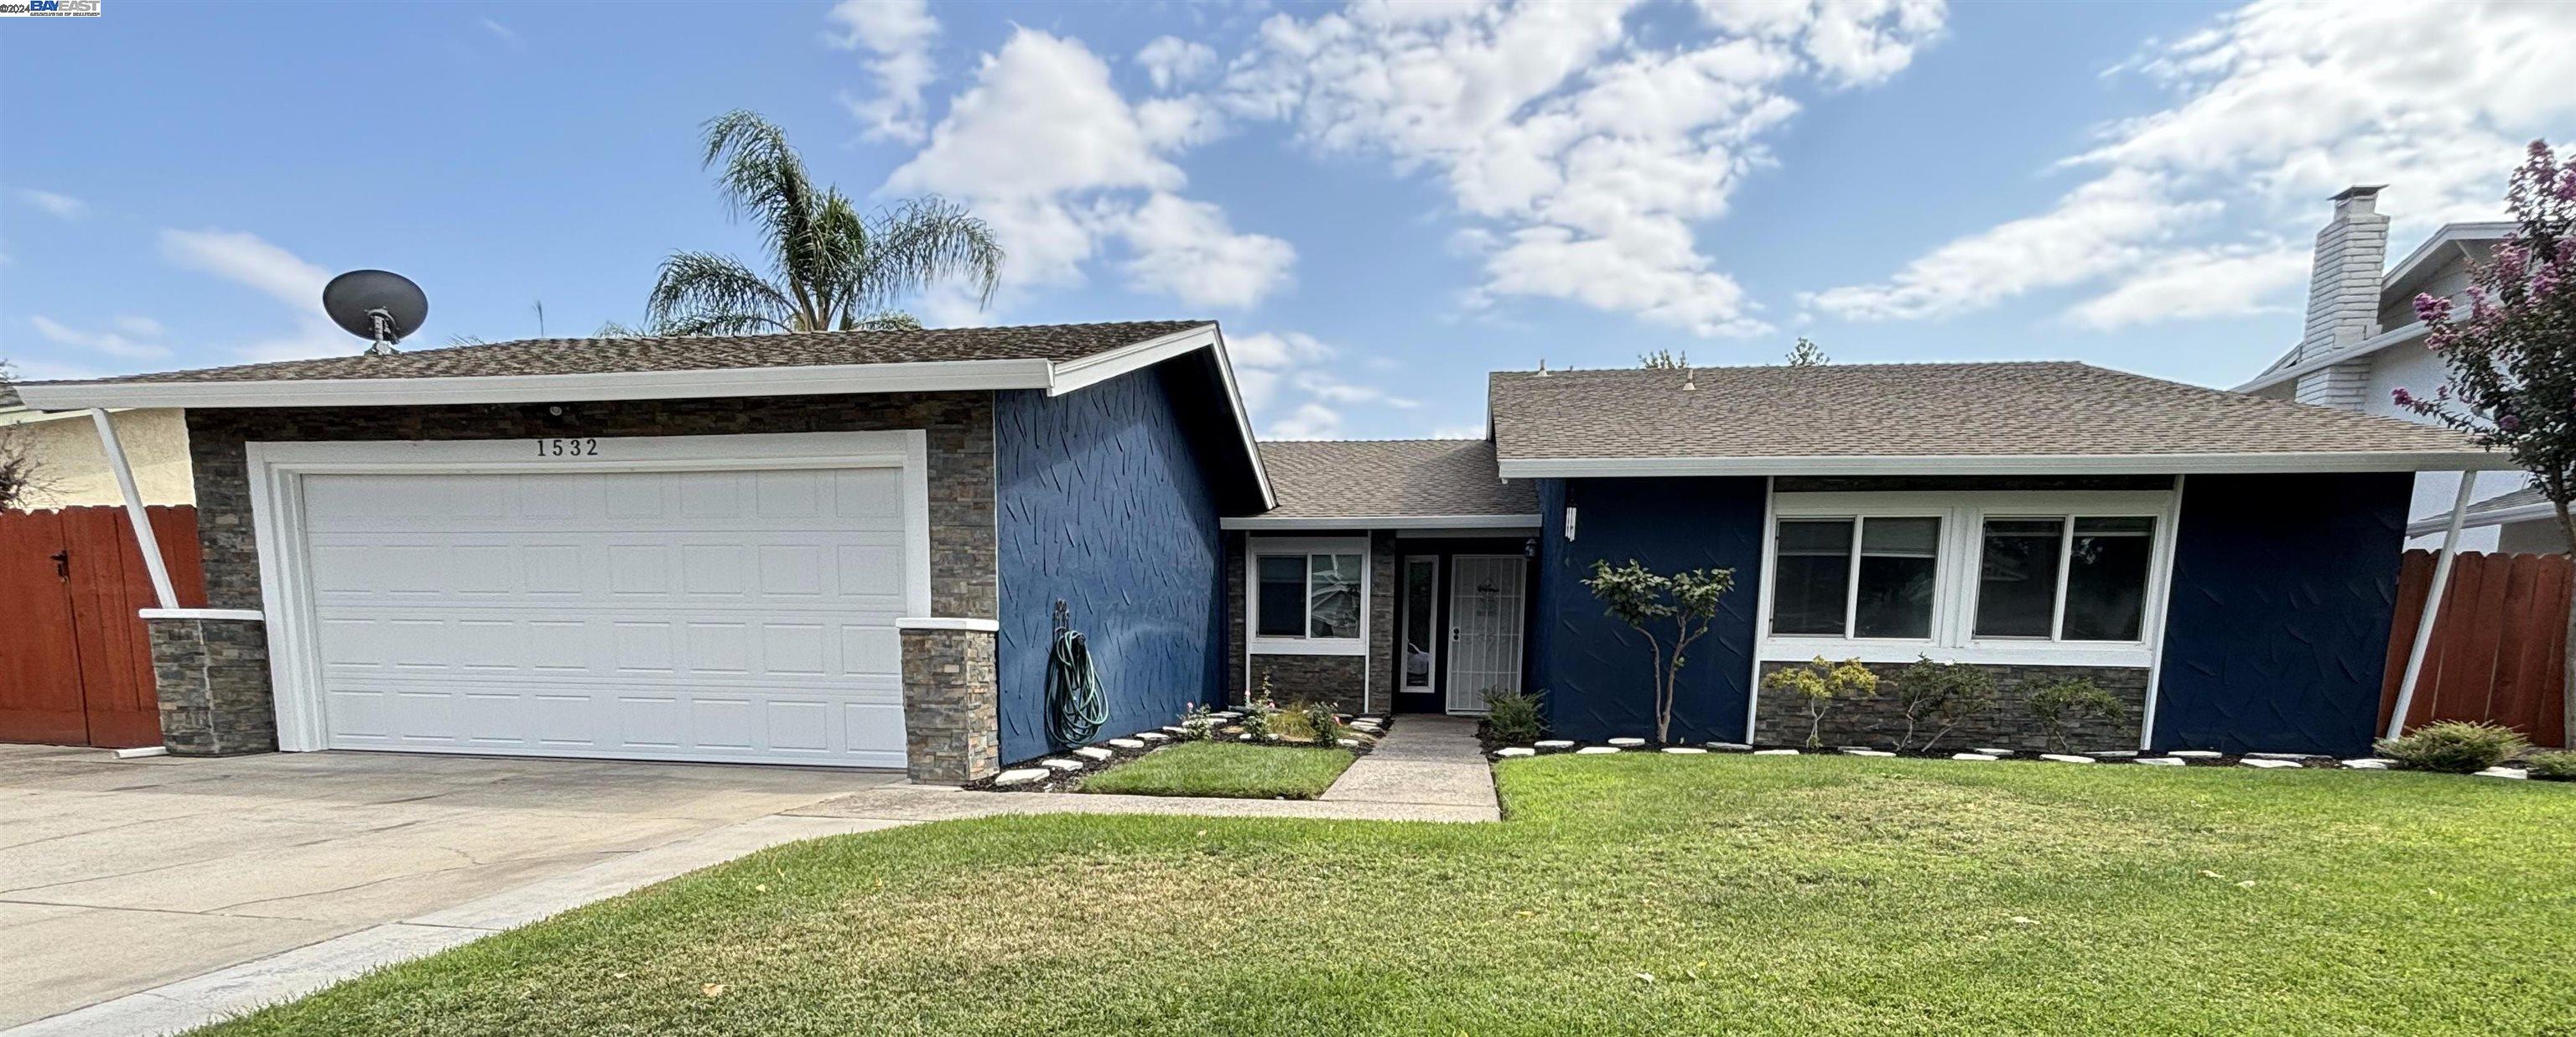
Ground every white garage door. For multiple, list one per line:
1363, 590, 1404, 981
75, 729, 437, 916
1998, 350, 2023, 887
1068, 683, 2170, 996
299, 465, 911, 768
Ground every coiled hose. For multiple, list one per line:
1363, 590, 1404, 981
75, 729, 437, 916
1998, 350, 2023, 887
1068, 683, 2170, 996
1046, 627, 1108, 746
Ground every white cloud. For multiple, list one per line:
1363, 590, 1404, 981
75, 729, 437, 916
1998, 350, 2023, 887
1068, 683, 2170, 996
14, 189, 86, 220
1807, 0, 2576, 328
2063, 244, 2307, 329
1226, 329, 1415, 440
158, 228, 349, 360
27, 315, 169, 360
826, 0, 940, 143
1137, 36, 1218, 92
479, 18, 524, 50
1269, 402, 1343, 439
886, 29, 1292, 309
1430, 423, 1488, 439
1219, 0, 1945, 336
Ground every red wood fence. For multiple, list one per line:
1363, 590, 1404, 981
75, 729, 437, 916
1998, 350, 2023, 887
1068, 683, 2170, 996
0, 506, 206, 748
2379, 549, 2570, 749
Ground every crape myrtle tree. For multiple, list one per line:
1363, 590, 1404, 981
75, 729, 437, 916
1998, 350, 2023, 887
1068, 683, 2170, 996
1583, 559, 1734, 744
2395, 139, 2576, 747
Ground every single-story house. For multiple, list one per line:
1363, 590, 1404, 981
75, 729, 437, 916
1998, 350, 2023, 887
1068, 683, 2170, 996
19, 323, 2505, 776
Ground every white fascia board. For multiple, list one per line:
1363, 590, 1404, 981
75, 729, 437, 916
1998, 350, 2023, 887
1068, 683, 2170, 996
1219, 514, 1542, 531
2233, 322, 2428, 393
2407, 500, 2558, 537
895, 616, 1001, 632
1496, 450, 2517, 478
13, 358, 1058, 410
2383, 222, 2511, 299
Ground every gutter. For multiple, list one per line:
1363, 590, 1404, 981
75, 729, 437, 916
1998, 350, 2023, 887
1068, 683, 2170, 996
2234, 322, 2429, 395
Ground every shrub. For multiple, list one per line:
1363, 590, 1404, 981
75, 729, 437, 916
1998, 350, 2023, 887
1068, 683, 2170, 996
1177, 703, 1219, 741
2525, 749, 2576, 780
2026, 679, 2125, 754
1889, 657, 1997, 753
2376, 721, 2530, 774
1483, 687, 1547, 744
1291, 701, 1348, 745
1240, 697, 1280, 742
1761, 657, 1877, 749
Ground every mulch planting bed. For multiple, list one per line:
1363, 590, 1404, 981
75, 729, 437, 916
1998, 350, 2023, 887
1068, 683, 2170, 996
963, 712, 1392, 794
1477, 728, 2571, 780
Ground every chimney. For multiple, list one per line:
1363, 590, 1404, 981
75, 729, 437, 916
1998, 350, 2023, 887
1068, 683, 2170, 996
2291, 185, 2389, 408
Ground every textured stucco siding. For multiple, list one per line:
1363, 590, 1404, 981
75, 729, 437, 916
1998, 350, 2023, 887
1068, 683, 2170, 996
994, 366, 1225, 764
5, 407, 194, 508
2153, 471, 2410, 755
1530, 476, 1766, 742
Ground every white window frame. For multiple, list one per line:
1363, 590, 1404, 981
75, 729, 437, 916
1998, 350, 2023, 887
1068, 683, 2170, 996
1247, 536, 1370, 656
1757, 490, 2179, 668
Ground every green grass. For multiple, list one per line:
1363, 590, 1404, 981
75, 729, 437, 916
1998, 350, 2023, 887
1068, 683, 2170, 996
198, 757, 2576, 1036
1077, 740, 1355, 799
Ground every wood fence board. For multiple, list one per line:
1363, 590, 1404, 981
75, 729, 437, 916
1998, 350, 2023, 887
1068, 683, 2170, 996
0, 509, 85, 744
0, 506, 202, 748
2381, 549, 2571, 749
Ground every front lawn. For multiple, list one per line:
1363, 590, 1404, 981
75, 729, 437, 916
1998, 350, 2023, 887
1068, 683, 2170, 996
200, 757, 2576, 1036
1078, 741, 1355, 799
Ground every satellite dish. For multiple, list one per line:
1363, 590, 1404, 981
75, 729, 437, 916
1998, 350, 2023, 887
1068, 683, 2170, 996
322, 270, 429, 355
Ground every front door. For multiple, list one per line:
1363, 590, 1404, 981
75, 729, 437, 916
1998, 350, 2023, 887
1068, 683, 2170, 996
1445, 555, 1526, 714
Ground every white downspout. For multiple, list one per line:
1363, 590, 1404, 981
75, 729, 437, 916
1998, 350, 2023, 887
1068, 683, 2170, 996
2387, 473, 2479, 741
91, 408, 179, 610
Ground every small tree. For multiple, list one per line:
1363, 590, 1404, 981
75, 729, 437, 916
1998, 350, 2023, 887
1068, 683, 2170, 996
0, 360, 46, 511
1785, 337, 1828, 366
1889, 656, 1997, 753
1583, 558, 1734, 743
1639, 349, 1688, 370
1761, 656, 1878, 749
2394, 139, 2576, 749
2026, 678, 2125, 754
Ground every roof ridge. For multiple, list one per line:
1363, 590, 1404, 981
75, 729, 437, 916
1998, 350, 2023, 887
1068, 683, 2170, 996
1259, 437, 1485, 444
1488, 360, 2089, 376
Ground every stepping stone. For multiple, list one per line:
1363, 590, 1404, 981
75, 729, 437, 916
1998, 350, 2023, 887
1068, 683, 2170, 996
1753, 749, 1800, 756
1660, 747, 1708, 754
2340, 759, 2392, 770
2246, 751, 2324, 761
1950, 753, 1998, 761
1493, 747, 1536, 758
1575, 746, 1621, 754
1607, 738, 1647, 747
1072, 746, 1114, 761
2167, 750, 2223, 759
1107, 738, 1145, 749
2038, 754, 2096, 764
2239, 759, 2301, 770
1841, 749, 1895, 757
1136, 732, 1170, 742
2134, 757, 2187, 766
2089, 750, 2140, 759
1211, 712, 1242, 719
1705, 742, 1751, 751
1161, 726, 1191, 735
2475, 766, 2529, 780
1337, 738, 1360, 747
992, 768, 1049, 786
1535, 739, 1576, 749
1971, 748, 2018, 757
1039, 759, 1086, 771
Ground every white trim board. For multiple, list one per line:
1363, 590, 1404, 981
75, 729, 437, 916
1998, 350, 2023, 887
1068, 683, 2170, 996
245, 431, 937, 755
2408, 500, 2554, 536
1497, 450, 2512, 478
1222, 515, 1540, 531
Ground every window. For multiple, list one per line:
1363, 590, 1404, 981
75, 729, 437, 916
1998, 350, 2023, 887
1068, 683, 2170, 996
1400, 557, 1436, 687
1251, 545, 1367, 646
1769, 516, 1940, 640
1971, 516, 2158, 642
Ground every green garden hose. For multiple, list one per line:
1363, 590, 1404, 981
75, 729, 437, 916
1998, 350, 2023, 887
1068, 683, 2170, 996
1046, 627, 1109, 746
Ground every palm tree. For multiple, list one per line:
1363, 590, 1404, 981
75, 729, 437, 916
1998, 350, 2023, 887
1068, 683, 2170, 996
647, 110, 1001, 335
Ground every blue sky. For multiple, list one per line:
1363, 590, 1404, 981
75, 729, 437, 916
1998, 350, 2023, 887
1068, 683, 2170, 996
4, 1, 2571, 439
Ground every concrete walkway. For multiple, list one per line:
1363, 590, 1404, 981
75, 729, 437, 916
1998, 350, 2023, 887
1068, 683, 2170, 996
1319, 715, 1498, 812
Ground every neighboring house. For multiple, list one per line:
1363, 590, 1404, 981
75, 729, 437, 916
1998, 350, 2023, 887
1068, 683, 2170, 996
2236, 188, 2549, 552
0, 386, 194, 508
20, 321, 2501, 774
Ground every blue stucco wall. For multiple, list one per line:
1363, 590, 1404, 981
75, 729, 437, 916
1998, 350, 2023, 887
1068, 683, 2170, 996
2152, 472, 2411, 756
1531, 476, 1767, 742
995, 367, 1227, 763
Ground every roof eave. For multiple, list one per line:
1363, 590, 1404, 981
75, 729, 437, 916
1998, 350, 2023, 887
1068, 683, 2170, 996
2406, 499, 2558, 537
1220, 514, 1541, 531
13, 357, 1061, 410
1495, 451, 2515, 478
2234, 321, 2428, 393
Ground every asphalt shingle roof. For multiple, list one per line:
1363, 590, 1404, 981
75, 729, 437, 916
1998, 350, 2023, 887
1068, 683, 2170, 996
1489, 362, 2490, 463
1255, 438, 1536, 519
33, 321, 1213, 385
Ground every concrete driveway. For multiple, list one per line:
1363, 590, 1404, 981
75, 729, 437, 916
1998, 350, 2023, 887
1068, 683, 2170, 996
0, 744, 897, 1029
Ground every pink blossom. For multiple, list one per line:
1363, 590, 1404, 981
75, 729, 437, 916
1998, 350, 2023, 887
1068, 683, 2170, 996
2392, 387, 2418, 407
2413, 293, 2453, 324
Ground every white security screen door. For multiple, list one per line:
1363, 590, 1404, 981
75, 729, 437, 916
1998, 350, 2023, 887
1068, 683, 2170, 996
1445, 555, 1526, 714
298, 466, 910, 767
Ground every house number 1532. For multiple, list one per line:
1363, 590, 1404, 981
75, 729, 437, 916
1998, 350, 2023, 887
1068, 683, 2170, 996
536, 438, 599, 457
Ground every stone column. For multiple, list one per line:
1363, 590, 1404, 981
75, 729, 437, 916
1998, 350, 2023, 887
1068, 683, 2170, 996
898, 620, 1000, 784
145, 612, 277, 755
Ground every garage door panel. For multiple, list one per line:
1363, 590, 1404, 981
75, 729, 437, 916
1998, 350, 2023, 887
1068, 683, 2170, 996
299, 466, 910, 767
